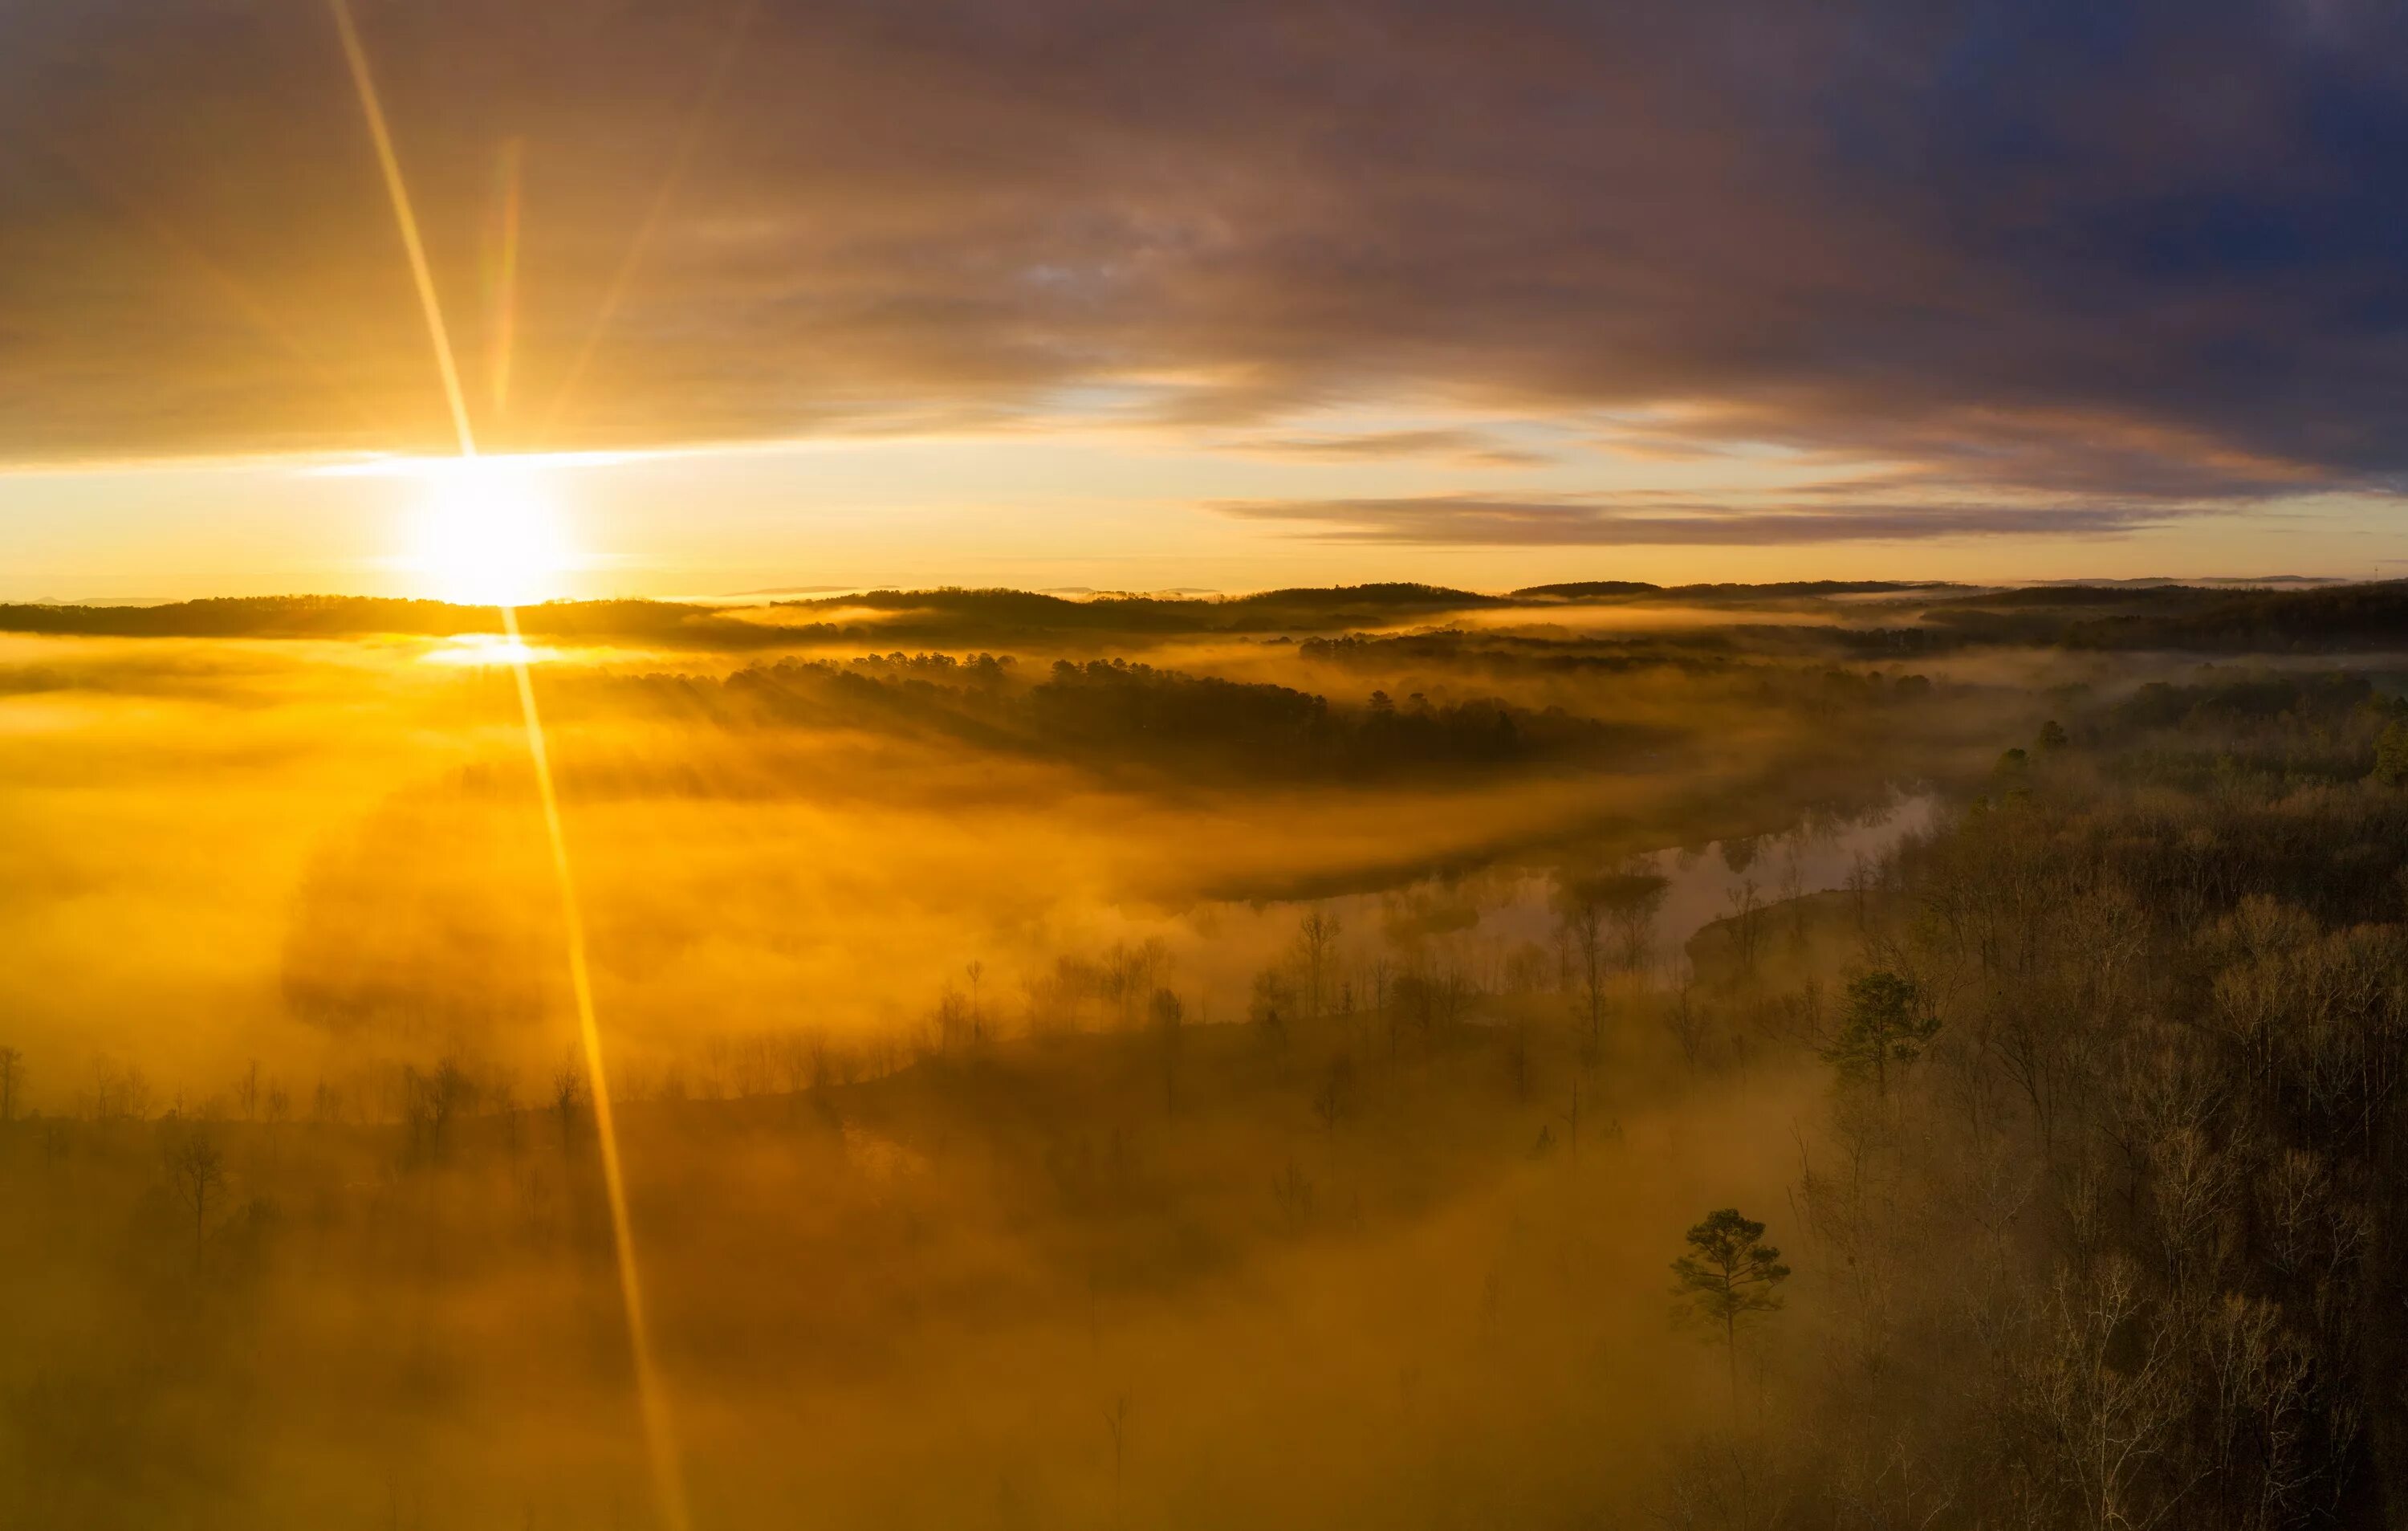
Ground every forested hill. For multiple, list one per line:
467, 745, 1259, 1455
0, 585, 1503, 644
2059, 580, 2408, 649
3, 579, 2403, 650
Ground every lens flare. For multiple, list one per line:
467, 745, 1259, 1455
329, 5, 689, 1528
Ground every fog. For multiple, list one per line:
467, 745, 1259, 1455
10, 583, 2408, 1526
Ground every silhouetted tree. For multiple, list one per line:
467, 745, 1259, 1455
1102, 939, 1170, 1030
164, 1126, 226, 1269
1296, 906, 1342, 1018
551, 1057, 589, 1149
1103, 1393, 1132, 1514
1601, 869, 1670, 972
1820, 971, 1938, 1094
1672, 1208, 1789, 1408
1149, 987, 1183, 1114
1558, 1076, 1584, 1164
1312, 1053, 1356, 1130
1725, 878, 1765, 975
2373, 719, 2408, 786
1251, 967, 1292, 1055
1557, 886, 1608, 1055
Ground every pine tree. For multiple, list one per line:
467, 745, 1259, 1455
1671, 1208, 1790, 1408
1820, 970, 1938, 1093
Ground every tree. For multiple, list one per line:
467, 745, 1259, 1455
1603, 870, 1670, 972
2037, 719, 2069, 752
1312, 1053, 1355, 1130
0, 1044, 20, 1124
1149, 987, 1183, 1114
164, 1127, 226, 1269
1102, 1392, 1133, 1512
1725, 878, 1765, 975
1101, 939, 1170, 1030
2373, 719, 2408, 786
551, 1056, 589, 1149
1250, 967, 1293, 1051
1295, 906, 1342, 1018
1556, 882, 1609, 1053
1820, 970, 1938, 1094
1671, 1207, 1790, 1407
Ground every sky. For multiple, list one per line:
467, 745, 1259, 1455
5, 0, 2408, 599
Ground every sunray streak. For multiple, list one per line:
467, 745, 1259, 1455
496, 601, 692, 1531
537, 0, 759, 448
39, 137, 384, 438
327, 6, 691, 1528
487, 138, 527, 421
330, 0, 474, 460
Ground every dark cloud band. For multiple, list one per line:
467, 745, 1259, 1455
4, 0, 2406, 522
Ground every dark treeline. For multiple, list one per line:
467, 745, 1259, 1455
1297, 627, 1963, 671
0, 584, 1508, 645
4, 578, 2403, 654
1513, 579, 1963, 601
591, 652, 1654, 781
763, 580, 1510, 633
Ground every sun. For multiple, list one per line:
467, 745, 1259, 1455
405, 456, 573, 607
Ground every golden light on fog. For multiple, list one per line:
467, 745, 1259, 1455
405, 457, 572, 607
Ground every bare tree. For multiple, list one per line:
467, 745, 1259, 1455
163, 1126, 226, 1269
1726, 878, 1765, 975
1312, 1053, 1356, 1130
1101, 939, 1171, 1030
1663, 966, 1710, 1072
1778, 843, 1808, 948
1296, 906, 1342, 1018
551, 1054, 589, 1149
1149, 987, 1183, 1115
1273, 1160, 1315, 1230
1609, 870, 1670, 972
1558, 888, 1609, 1055
1251, 967, 1293, 1055
2011, 1257, 2187, 1531
1102, 1393, 1132, 1517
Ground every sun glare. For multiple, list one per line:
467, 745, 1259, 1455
406, 457, 573, 606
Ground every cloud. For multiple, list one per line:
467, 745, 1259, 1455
1212, 494, 2177, 546
1223, 429, 1551, 466
5, 0, 2408, 515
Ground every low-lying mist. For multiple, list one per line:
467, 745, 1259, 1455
10, 583, 2403, 1526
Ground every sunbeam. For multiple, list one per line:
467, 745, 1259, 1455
327, 6, 691, 1529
